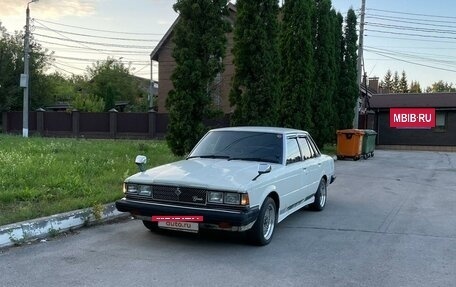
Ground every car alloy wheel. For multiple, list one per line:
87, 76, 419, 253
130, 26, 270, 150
248, 197, 277, 246
310, 178, 327, 211
263, 202, 276, 240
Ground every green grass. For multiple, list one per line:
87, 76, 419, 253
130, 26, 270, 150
0, 135, 181, 226
322, 144, 336, 156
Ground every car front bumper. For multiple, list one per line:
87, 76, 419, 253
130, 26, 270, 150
115, 198, 260, 231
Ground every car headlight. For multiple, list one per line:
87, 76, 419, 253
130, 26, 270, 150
224, 192, 240, 205
126, 184, 138, 194
208, 191, 224, 203
124, 184, 152, 196
138, 185, 152, 196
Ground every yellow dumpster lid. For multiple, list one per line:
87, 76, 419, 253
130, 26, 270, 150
336, 129, 365, 135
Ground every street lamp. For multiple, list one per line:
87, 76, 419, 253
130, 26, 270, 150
22, 0, 39, 138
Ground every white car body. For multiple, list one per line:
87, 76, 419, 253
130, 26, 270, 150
116, 126, 336, 245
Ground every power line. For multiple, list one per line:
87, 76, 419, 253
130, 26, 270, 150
33, 20, 115, 58
33, 33, 155, 49
365, 46, 456, 67
366, 47, 456, 60
50, 63, 75, 75
35, 39, 152, 55
365, 15, 456, 29
52, 54, 150, 64
35, 18, 165, 36
35, 41, 150, 54
34, 25, 160, 42
367, 8, 456, 19
365, 34, 456, 44
54, 61, 87, 72
364, 29, 456, 40
132, 64, 151, 76
365, 48, 456, 73
366, 22, 456, 35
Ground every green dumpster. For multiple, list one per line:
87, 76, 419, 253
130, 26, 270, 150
361, 129, 377, 159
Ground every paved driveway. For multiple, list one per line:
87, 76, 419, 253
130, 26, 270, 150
1, 150, 455, 287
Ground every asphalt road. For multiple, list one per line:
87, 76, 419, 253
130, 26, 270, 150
1, 150, 455, 287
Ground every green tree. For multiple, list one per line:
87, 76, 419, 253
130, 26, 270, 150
0, 23, 52, 111
86, 58, 142, 111
72, 93, 105, 112
166, 0, 230, 156
312, 0, 336, 147
335, 8, 357, 130
230, 0, 281, 126
392, 71, 400, 93
426, 80, 456, 93
279, 0, 315, 131
38, 72, 78, 104
380, 69, 393, 93
398, 70, 408, 93
409, 80, 422, 93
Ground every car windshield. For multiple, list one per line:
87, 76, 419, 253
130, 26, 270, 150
188, 131, 283, 164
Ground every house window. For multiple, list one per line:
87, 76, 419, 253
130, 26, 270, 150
434, 112, 446, 132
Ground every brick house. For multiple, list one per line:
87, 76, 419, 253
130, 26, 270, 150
150, 3, 236, 115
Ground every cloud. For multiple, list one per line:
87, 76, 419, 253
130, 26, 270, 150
1, 0, 96, 19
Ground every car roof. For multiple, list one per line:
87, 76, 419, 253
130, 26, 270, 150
210, 126, 309, 136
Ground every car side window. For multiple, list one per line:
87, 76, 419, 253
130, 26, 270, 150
298, 137, 313, 159
307, 136, 321, 156
286, 138, 302, 165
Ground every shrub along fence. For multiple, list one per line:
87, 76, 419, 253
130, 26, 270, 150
1, 109, 230, 139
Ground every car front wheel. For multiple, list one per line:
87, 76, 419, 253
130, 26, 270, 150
248, 197, 277, 246
310, 178, 327, 211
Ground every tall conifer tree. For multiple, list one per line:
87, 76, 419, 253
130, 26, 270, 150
230, 0, 281, 126
279, 0, 315, 132
312, 0, 336, 146
166, 0, 230, 156
338, 8, 358, 129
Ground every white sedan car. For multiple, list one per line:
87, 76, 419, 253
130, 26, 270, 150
116, 126, 335, 245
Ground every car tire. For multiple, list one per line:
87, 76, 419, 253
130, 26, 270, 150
310, 178, 327, 211
142, 220, 158, 231
247, 197, 277, 246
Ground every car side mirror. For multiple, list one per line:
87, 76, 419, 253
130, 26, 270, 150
135, 155, 147, 172
252, 163, 272, 181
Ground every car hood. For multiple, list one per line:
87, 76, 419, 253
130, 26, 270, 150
126, 159, 276, 191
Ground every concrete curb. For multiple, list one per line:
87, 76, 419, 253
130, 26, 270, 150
0, 203, 128, 249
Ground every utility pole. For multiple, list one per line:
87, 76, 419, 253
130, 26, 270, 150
22, 0, 38, 137
353, 0, 366, 129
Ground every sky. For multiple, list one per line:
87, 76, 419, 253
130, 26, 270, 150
1, 0, 455, 89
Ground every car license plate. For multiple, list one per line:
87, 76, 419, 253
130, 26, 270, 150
158, 221, 199, 233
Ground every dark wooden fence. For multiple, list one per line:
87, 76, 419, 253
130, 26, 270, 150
1, 110, 230, 139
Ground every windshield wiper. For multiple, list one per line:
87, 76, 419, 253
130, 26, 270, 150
228, 157, 278, 164
187, 155, 230, 160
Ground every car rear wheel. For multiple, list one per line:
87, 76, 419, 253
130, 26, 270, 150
248, 197, 277, 246
142, 220, 158, 231
310, 178, 327, 211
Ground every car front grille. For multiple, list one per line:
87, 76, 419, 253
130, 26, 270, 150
127, 185, 208, 205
